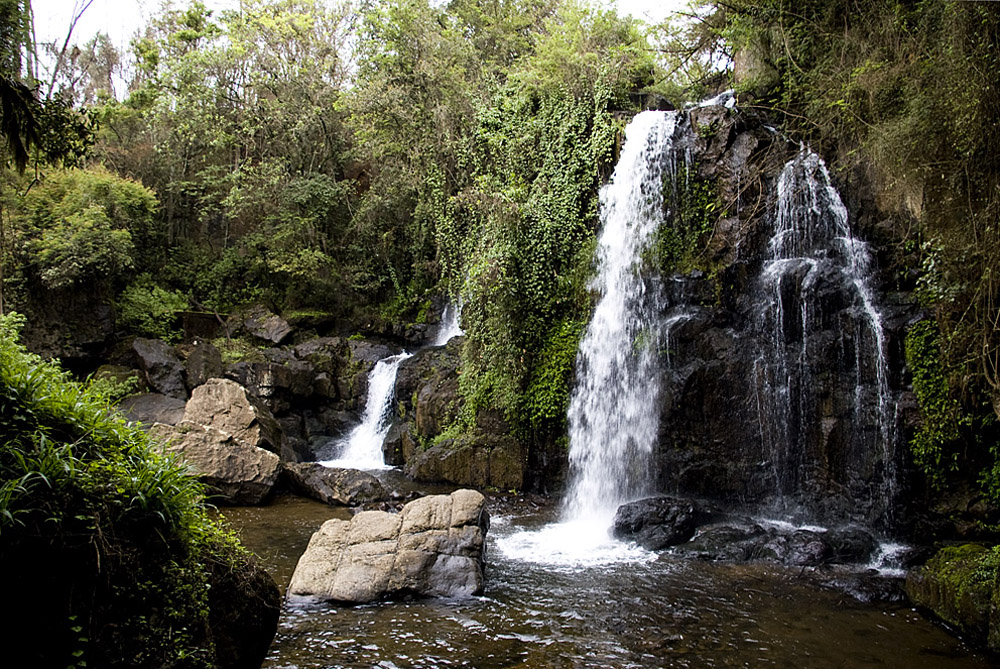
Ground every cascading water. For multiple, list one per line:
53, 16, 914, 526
498, 110, 677, 565
754, 149, 897, 527
433, 301, 464, 346
320, 351, 413, 470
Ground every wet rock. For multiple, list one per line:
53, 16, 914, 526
283, 462, 388, 506
757, 530, 829, 566
906, 544, 1000, 651
150, 422, 280, 505
183, 378, 284, 454
287, 489, 489, 603
826, 526, 877, 564
674, 521, 768, 561
119, 392, 186, 427
612, 496, 702, 550
183, 339, 223, 389
132, 338, 187, 399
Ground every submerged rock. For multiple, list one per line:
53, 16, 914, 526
287, 489, 489, 603
283, 462, 388, 506
612, 496, 703, 550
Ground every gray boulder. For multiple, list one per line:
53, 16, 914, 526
132, 338, 187, 399
287, 489, 489, 603
150, 422, 281, 505
184, 339, 223, 389
229, 305, 294, 345
283, 462, 388, 506
119, 392, 186, 427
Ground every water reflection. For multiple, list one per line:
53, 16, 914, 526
222, 497, 990, 669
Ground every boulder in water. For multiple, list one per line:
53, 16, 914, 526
283, 462, 388, 506
287, 489, 489, 603
612, 496, 703, 550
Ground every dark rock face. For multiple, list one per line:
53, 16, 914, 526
646, 105, 917, 532
283, 462, 389, 506
205, 549, 281, 669
132, 338, 188, 399
183, 339, 223, 389
612, 496, 703, 550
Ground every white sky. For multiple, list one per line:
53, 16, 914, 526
31, 0, 689, 52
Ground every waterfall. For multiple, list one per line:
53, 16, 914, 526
320, 351, 413, 470
433, 301, 464, 346
496, 111, 675, 566
754, 149, 896, 526
563, 110, 676, 524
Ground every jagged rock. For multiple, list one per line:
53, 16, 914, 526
132, 338, 187, 399
119, 392, 187, 427
183, 378, 284, 454
184, 339, 223, 389
150, 422, 280, 505
906, 544, 1000, 652
283, 462, 388, 506
227, 305, 294, 345
612, 496, 702, 550
287, 489, 489, 603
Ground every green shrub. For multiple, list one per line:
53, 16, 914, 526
117, 274, 189, 341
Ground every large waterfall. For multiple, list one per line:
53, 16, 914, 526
498, 111, 676, 566
563, 110, 677, 524
320, 351, 413, 470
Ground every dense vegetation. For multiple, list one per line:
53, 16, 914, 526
0, 312, 275, 667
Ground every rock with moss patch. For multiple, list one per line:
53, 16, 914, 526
287, 489, 489, 603
906, 544, 1000, 651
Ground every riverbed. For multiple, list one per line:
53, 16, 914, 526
222, 495, 992, 669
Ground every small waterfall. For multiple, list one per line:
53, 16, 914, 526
563, 110, 676, 526
754, 149, 896, 527
433, 301, 464, 346
320, 351, 413, 470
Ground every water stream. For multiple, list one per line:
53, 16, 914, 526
433, 302, 464, 346
319, 351, 413, 470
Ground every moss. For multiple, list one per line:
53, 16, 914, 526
522, 318, 586, 430
650, 163, 725, 275
211, 336, 267, 364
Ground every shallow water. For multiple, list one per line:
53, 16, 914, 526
222, 497, 992, 669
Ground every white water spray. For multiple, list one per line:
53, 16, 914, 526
320, 351, 412, 470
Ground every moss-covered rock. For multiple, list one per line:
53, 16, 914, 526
905, 544, 1000, 650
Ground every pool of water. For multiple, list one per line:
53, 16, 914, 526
222, 496, 991, 669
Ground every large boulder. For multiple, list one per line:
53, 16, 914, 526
150, 422, 281, 505
404, 436, 524, 490
183, 339, 223, 389
283, 462, 389, 506
612, 496, 703, 550
132, 338, 187, 399
184, 378, 284, 454
229, 305, 294, 345
906, 544, 1000, 651
119, 392, 187, 427
287, 489, 489, 603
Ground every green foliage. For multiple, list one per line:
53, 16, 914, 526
7, 167, 158, 290
904, 319, 963, 487
651, 162, 723, 273
0, 311, 253, 667
523, 318, 585, 428
117, 274, 188, 341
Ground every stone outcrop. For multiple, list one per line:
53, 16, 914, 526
906, 544, 1000, 652
287, 489, 489, 603
283, 462, 389, 506
184, 378, 284, 454
148, 378, 285, 504
132, 337, 188, 399
183, 339, 223, 389
229, 304, 294, 345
